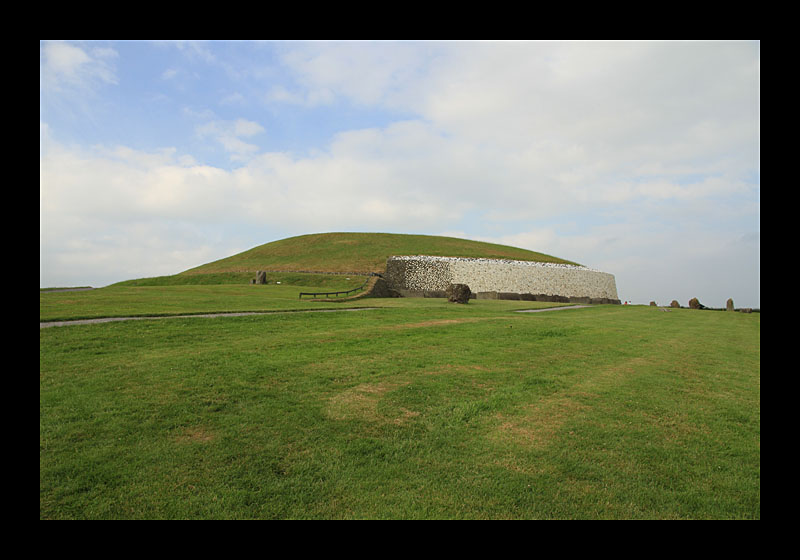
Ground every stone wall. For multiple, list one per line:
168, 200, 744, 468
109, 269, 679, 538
384, 256, 619, 303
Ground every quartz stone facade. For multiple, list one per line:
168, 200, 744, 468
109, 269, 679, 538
384, 256, 619, 302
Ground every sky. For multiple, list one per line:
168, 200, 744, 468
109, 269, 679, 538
40, 40, 760, 307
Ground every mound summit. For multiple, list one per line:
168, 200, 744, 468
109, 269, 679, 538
180, 232, 580, 276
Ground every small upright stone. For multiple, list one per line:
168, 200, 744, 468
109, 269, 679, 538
726, 298, 735, 311
255, 271, 267, 285
446, 283, 471, 304
649, 301, 657, 307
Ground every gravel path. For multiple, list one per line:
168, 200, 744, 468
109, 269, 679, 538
41, 304, 595, 329
40, 287, 95, 293
40, 308, 380, 329
514, 305, 593, 313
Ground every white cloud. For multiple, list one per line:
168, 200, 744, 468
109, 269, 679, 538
275, 41, 430, 108
170, 40, 217, 64
41, 41, 118, 93
41, 97, 758, 270
266, 42, 758, 216
275, 41, 758, 165
43, 132, 742, 264
41, 220, 231, 288
40, 41, 120, 126
195, 118, 266, 162
232, 119, 264, 137
220, 92, 246, 105
264, 84, 334, 106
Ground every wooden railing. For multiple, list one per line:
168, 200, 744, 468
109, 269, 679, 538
298, 275, 376, 300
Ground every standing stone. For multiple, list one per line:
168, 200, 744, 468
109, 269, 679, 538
649, 301, 657, 307
446, 283, 471, 304
688, 297, 704, 309
255, 271, 267, 285
726, 298, 735, 311
670, 300, 681, 308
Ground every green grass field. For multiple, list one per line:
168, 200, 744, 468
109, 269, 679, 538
40, 283, 760, 519
40, 276, 372, 323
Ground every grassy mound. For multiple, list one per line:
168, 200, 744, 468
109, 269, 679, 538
180, 232, 579, 277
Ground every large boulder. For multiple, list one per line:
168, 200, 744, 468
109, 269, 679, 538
446, 283, 472, 304
369, 278, 401, 298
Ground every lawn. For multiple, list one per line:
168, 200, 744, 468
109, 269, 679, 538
39, 278, 371, 322
40, 290, 760, 519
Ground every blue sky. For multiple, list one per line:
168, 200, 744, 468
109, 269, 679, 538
40, 40, 760, 307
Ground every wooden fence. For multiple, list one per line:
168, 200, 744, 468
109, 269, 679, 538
298, 276, 375, 300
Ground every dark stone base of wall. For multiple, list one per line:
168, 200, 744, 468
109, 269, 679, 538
394, 288, 619, 305
395, 289, 455, 299
481, 292, 619, 304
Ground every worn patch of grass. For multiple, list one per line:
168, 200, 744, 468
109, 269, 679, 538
40, 299, 759, 519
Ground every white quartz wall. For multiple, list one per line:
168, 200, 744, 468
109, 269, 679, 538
385, 256, 619, 300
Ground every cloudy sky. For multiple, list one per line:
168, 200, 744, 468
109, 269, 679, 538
40, 40, 760, 307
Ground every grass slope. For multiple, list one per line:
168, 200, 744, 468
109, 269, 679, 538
180, 232, 579, 276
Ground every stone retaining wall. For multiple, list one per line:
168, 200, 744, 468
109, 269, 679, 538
384, 256, 619, 303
